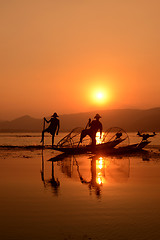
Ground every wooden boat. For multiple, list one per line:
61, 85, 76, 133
51, 140, 151, 157
52, 127, 130, 154
52, 138, 125, 154
52, 128, 154, 155
111, 140, 151, 154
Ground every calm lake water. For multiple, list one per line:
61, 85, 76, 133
0, 132, 160, 147
0, 133, 160, 240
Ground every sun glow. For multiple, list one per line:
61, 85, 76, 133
85, 77, 112, 108
96, 92, 104, 100
91, 87, 110, 106
95, 90, 106, 103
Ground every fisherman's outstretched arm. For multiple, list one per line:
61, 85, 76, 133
149, 132, 156, 137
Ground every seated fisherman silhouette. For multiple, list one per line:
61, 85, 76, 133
41, 112, 60, 147
137, 131, 156, 141
80, 114, 103, 146
115, 132, 122, 140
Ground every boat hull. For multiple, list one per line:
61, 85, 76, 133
52, 140, 150, 155
112, 140, 151, 154
52, 138, 125, 154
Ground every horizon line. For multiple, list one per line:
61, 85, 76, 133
1, 106, 160, 122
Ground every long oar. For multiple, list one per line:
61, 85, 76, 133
42, 118, 45, 147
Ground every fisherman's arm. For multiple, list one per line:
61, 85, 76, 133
149, 132, 156, 137
137, 131, 142, 137
44, 117, 51, 123
88, 118, 91, 127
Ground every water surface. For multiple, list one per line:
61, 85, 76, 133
1, 145, 160, 240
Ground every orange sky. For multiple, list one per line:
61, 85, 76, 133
0, 0, 160, 120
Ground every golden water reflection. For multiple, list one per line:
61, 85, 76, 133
43, 153, 130, 197
96, 157, 105, 185
1, 149, 160, 240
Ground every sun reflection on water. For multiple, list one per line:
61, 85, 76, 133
96, 157, 106, 185
45, 152, 130, 198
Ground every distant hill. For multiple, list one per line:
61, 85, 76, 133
0, 115, 42, 132
0, 108, 160, 132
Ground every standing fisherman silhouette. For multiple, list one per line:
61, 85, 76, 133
80, 114, 103, 146
41, 112, 60, 147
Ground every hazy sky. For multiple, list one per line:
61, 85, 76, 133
0, 0, 160, 120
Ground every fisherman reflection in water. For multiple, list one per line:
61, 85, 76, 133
41, 112, 60, 147
80, 114, 103, 146
41, 155, 60, 196
78, 156, 102, 197
47, 161, 60, 195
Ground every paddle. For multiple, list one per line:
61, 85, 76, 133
42, 117, 45, 147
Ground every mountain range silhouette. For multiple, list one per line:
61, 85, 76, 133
0, 108, 160, 132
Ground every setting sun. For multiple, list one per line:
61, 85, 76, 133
91, 88, 109, 105
96, 92, 104, 100
84, 76, 113, 109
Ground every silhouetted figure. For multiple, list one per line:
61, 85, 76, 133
40, 151, 46, 187
41, 112, 60, 147
47, 161, 60, 195
137, 131, 156, 141
76, 156, 102, 197
41, 152, 60, 196
89, 157, 101, 197
80, 114, 103, 146
115, 132, 122, 139
42, 161, 60, 196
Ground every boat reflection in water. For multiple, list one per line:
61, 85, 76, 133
42, 152, 130, 197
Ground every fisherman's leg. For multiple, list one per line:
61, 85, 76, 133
40, 128, 48, 142
52, 134, 55, 147
92, 138, 96, 146
91, 133, 96, 146
41, 130, 44, 143
80, 129, 88, 143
